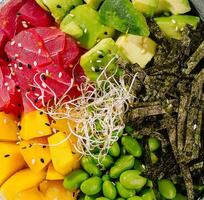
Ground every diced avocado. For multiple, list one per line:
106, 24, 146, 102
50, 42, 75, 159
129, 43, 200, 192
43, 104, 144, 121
132, 0, 159, 16
155, 15, 200, 40
116, 34, 157, 68
60, 5, 115, 49
157, 0, 191, 14
99, 0, 149, 36
42, 0, 83, 22
80, 38, 128, 81
84, 0, 104, 10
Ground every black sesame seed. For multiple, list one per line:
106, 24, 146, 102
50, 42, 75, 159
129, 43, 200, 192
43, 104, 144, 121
40, 111, 43, 115
4, 154, 10, 158
34, 98, 38, 103
40, 158, 45, 163
18, 125, 22, 130
6, 58, 11, 62
17, 103, 22, 107
32, 87, 36, 91
26, 88, 31, 92
104, 31, 108, 35
27, 64, 32, 69
45, 123, 50, 126
56, 4, 62, 8
41, 74, 46, 80
16, 85, 20, 90
29, 144, 32, 148
18, 62, 22, 67
42, 145, 46, 148
98, 55, 104, 59
17, 115, 21, 119
21, 146, 27, 149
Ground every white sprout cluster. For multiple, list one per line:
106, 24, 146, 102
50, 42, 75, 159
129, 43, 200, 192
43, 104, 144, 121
26, 57, 137, 160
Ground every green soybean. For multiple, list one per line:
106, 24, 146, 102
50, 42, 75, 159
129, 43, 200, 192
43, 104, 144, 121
102, 174, 110, 181
134, 159, 145, 172
116, 182, 136, 198
103, 180, 117, 200
148, 137, 160, 152
120, 170, 147, 190
150, 152, 158, 164
96, 198, 110, 200
80, 177, 103, 196
110, 155, 135, 178
84, 195, 95, 200
127, 197, 143, 200
109, 142, 120, 157
172, 193, 187, 200
81, 156, 102, 177
116, 198, 125, 200
141, 189, 156, 200
63, 169, 89, 190
121, 136, 142, 157
100, 155, 114, 169
158, 179, 176, 199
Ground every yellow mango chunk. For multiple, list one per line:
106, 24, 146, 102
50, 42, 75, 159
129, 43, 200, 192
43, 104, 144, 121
15, 187, 44, 200
46, 162, 64, 180
40, 180, 76, 200
48, 132, 74, 175
72, 153, 81, 170
0, 168, 46, 200
0, 112, 18, 141
20, 110, 52, 140
20, 137, 51, 172
0, 142, 26, 186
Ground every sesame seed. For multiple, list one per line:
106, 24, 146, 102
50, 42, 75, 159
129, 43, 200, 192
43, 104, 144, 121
18, 125, 22, 130
193, 124, 197, 130
171, 19, 176, 24
180, 27, 184, 31
69, 14, 74, 17
46, 70, 49, 75
18, 43, 22, 47
91, 67, 95, 72
14, 54, 19, 58
14, 64, 17, 69
42, 82, 47, 88
40, 158, 45, 163
58, 72, 62, 78
4, 154, 10, 158
52, 128, 57, 133
33, 61, 37, 67
17, 89, 21, 93
31, 159, 36, 165
18, 66, 23, 70
10, 41, 15, 46
34, 93, 40, 97
84, 28, 87, 33
7, 87, 10, 91
175, 26, 179, 31
4, 82, 8, 86
56, 4, 62, 8
45, 123, 50, 126
22, 21, 28, 28
38, 49, 42, 54
27, 64, 32, 69
96, 60, 102, 63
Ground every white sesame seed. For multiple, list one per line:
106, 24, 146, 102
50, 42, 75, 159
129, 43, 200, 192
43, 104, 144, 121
69, 14, 74, 17
34, 93, 40, 97
52, 128, 57, 133
16, 141, 20, 145
4, 82, 8, 86
3, 118, 7, 124
193, 124, 197, 130
8, 63, 12, 67
17, 89, 21, 93
33, 61, 37, 67
97, 50, 103, 54
91, 67, 95, 72
58, 72, 62, 78
38, 49, 42, 54
7, 86, 10, 91
96, 60, 102, 63
18, 43, 22, 47
171, 19, 176, 24
46, 70, 49, 75
22, 21, 28, 28
18, 67, 23, 70
180, 27, 184, 32
14, 54, 19, 58
31, 159, 36, 165
84, 28, 87, 33
42, 82, 47, 88
11, 41, 15, 46
175, 26, 179, 31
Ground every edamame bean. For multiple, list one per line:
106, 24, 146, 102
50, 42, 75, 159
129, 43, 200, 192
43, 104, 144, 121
150, 152, 158, 164
127, 196, 143, 200
84, 195, 95, 200
96, 197, 110, 200
146, 179, 153, 188
158, 179, 176, 199
172, 193, 187, 200
116, 198, 125, 200
134, 159, 145, 172
80, 177, 103, 196
109, 142, 120, 157
148, 137, 160, 152
102, 174, 110, 181
110, 155, 135, 178
120, 170, 147, 190
121, 136, 142, 157
63, 169, 89, 190
81, 156, 102, 177
141, 189, 156, 200
116, 182, 136, 198
100, 155, 114, 169
103, 180, 117, 200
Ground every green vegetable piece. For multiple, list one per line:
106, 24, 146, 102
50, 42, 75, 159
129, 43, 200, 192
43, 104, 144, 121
81, 177, 103, 196
116, 182, 136, 198
128, 197, 143, 200
148, 137, 160, 152
146, 179, 153, 188
109, 142, 120, 157
141, 188, 156, 200
121, 136, 142, 157
121, 146, 127, 155
99, 0, 149, 36
154, 15, 200, 40
158, 179, 177, 199
96, 198, 110, 200
150, 152, 158, 164
80, 38, 126, 81
61, 5, 115, 49
120, 170, 147, 190
172, 193, 187, 200
81, 156, 102, 177
157, 0, 191, 15
125, 125, 134, 134
103, 180, 117, 199
63, 169, 89, 190
84, 0, 104, 9
85, 195, 95, 200
100, 155, 114, 169
134, 160, 145, 172
132, 0, 159, 16
102, 174, 110, 181
43, 0, 83, 22
116, 198, 125, 200
110, 155, 135, 178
